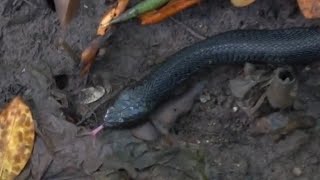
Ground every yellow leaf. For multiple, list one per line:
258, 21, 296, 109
297, 0, 320, 19
0, 96, 35, 180
230, 0, 255, 7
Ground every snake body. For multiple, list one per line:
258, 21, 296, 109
103, 27, 320, 128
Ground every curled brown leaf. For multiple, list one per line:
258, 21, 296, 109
297, 0, 320, 19
97, 0, 129, 35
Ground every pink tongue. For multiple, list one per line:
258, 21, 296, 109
90, 125, 104, 137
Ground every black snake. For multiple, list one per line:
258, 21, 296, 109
102, 27, 320, 128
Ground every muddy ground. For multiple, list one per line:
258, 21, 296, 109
1, 0, 320, 179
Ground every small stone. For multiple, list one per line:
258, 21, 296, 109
196, 140, 201, 144
232, 106, 238, 112
292, 167, 302, 176
200, 93, 211, 103
84, 4, 88, 8
304, 66, 311, 71
205, 140, 210, 143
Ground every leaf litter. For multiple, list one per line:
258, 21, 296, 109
1, 0, 320, 179
0, 64, 208, 179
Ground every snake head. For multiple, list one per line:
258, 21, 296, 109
103, 89, 148, 128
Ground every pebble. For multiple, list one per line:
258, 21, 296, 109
200, 93, 211, 103
304, 66, 311, 71
232, 106, 238, 112
292, 167, 302, 176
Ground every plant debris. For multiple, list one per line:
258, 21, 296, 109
80, 28, 114, 76
0, 96, 35, 180
79, 86, 106, 104
53, 0, 80, 28
297, 0, 320, 19
110, 0, 170, 24
97, 0, 129, 36
230, 0, 256, 7
131, 122, 160, 141
250, 111, 316, 142
140, 0, 201, 25
151, 81, 206, 135
229, 63, 272, 115
266, 68, 297, 109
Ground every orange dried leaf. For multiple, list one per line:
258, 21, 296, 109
97, 8, 117, 36
297, 0, 320, 19
97, 0, 129, 35
80, 37, 101, 76
115, 0, 129, 16
230, 0, 255, 7
140, 0, 200, 25
0, 96, 35, 180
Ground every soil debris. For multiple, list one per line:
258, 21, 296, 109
266, 67, 297, 109
151, 81, 206, 135
1, 0, 320, 179
250, 111, 316, 142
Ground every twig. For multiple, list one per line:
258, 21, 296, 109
170, 17, 206, 40
23, 0, 37, 8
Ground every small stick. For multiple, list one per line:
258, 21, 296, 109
23, 0, 37, 8
170, 17, 206, 40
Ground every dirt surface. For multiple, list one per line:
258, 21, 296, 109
1, 0, 320, 179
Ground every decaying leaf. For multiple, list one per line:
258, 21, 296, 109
266, 68, 297, 109
110, 0, 170, 24
0, 96, 35, 180
297, 0, 320, 19
80, 30, 114, 76
79, 86, 106, 104
97, 0, 129, 35
80, 38, 100, 76
151, 81, 205, 135
230, 0, 255, 7
140, 0, 201, 25
250, 112, 316, 142
53, 0, 80, 28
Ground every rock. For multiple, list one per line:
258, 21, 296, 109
200, 93, 211, 103
292, 167, 302, 176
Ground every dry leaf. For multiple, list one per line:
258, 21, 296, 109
80, 28, 114, 76
0, 96, 35, 180
140, 0, 201, 25
97, 0, 129, 35
297, 0, 320, 19
54, 0, 80, 28
230, 0, 255, 7
80, 37, 101, 76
